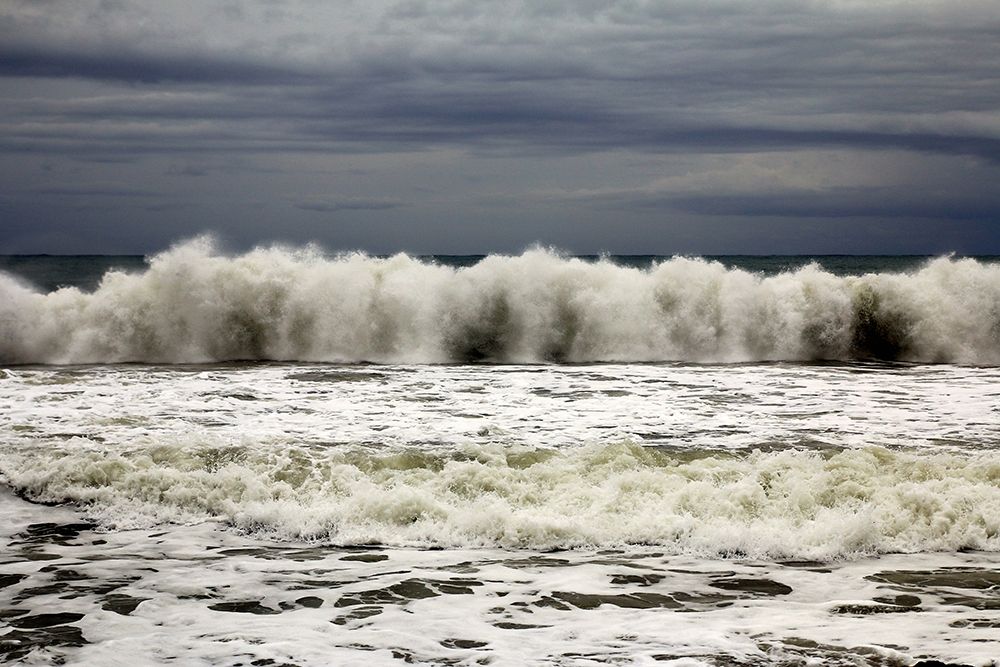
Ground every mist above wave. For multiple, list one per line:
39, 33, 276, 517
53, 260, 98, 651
2, 237, 999, 364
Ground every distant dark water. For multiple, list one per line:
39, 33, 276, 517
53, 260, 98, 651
0, 255, 148, 293
3, 253, 998, 293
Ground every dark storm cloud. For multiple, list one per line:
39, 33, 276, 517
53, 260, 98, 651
0, 45, 303, 85
673, 187, 1000, 222
1, 0, 1000, 252
548, 187, 1000, 223
31, 186, 158, 198
2, 1, 998, 158
294, 198, 404, 213
5, 82, 999, 165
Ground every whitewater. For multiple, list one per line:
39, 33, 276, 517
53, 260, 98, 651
1, 242, 999, 665
3, 238, 1000, 365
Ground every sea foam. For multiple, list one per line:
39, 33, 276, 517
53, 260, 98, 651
4, 439, 999, 559
2, 238, 1000, 364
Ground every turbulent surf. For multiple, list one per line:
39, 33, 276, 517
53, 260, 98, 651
2, 238, 999, 365
3, 248, 1000, 665
5, 439, 1000, 559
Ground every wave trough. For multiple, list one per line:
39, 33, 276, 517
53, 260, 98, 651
2, 238, 1000, 364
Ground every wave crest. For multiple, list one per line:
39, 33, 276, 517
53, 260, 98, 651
2, 238, 999, 364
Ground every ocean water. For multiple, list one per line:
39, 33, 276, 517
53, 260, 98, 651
1, 240, 999, 666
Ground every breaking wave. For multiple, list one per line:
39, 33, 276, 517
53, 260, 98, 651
3, 440, 999, 559
2, 237, 1000, 364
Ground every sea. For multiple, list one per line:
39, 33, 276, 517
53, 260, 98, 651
1, 239, 999, 666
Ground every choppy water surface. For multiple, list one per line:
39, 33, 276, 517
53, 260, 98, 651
2, 362, 999, 665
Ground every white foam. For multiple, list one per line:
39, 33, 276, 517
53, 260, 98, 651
2, 362, 998, 558
2, 357, 999, 664
3, 238, 1000, 364
3, 491, 998, 666
3, 438, 998, 558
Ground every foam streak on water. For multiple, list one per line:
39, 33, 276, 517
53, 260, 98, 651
3, 239, 1000, 365
2, 363, 999, 554
2, 360, 1000, 664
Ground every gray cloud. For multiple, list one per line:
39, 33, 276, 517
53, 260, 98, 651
0, 46, 302, 84
29, 186, 159, 198
672, 187, 1000, 222
294, 198, 405, 213
1, 0, 999, 253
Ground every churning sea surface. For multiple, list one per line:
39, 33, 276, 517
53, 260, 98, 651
1, 240, 1000, 666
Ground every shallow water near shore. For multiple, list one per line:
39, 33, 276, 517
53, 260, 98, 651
1, 361, 999, 665
2, 490, 1000, 666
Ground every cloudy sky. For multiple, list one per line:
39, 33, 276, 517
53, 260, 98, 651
2, 0, 999, 254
